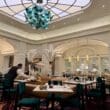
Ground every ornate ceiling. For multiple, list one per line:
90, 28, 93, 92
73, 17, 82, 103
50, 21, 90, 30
0, 0, 110, 42
0, 0, 91, 22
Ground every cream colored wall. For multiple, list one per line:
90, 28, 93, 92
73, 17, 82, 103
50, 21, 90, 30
50, 29, 110, 74
63, 44, 109, 72
64, 45, 108, 58
0, 25, 110, 75
0, 39, 109, 75
0, 0, 110, 75
0, 51, 3, 72
0, 38, 27, 73
55, 56, 65, 75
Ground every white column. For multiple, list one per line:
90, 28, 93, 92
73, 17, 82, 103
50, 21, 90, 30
108, 47, 110, 71
0, 51, 4, 73
55, 56, 65, 75
41, 54, 50, 75
98, 55, 101, 76
13, 42, 27, 71
14, 52, 26, 71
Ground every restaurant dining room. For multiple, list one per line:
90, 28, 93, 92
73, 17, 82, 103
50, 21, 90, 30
0, 0, 110, 110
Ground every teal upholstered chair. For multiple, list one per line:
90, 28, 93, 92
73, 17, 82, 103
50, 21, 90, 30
0, 75, 4, 101
86, 77, 106, 109
87, 77, 105, 97
2, 78, 16, 101
15, 82, 40, 110
61, 84, 84, 110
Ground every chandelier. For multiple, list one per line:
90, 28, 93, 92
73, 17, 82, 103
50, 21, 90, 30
24, 0, 53, 29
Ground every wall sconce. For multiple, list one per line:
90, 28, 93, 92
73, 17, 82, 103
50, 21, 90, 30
76, 55, 80, 61
68, 57, 72, 62
86, 55, 89, 61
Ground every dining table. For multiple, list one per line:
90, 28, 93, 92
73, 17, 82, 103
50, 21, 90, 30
63, 79, 96, 110
33, 84, 74, 110
63, 79, 96, 86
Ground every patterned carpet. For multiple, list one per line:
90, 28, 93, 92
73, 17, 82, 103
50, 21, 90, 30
0, 95, 110, 110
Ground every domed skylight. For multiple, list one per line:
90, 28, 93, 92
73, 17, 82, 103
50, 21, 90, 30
0, 0, 91, 23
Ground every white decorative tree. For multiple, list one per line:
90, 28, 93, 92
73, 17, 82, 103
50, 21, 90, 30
43, 44, 56, 75
27, 49, 42, 75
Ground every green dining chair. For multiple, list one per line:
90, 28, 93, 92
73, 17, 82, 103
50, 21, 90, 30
61, 84, 84, 110
0, 75, 4, 101
15, 82, 40, 110
86, 78, 106, 109
2, 78, 17, 101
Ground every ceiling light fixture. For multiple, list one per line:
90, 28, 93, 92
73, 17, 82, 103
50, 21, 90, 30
24, 0, 53, 29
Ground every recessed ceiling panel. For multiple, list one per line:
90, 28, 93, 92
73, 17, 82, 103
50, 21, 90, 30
0, 0, 91, 23
0, 0, 6, 7
0, 7, 14, 15
9, 5, 25, 13
14, 10, 26, 21
58, 0, 75, 5
74, 0, 90, 6
54, 4, 70, 11
66, 6, 81, 13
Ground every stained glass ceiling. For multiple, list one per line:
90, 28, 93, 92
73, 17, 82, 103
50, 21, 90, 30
0, 0, 91, 23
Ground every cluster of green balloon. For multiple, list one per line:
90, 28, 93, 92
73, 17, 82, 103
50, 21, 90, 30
25, 4, 53, 29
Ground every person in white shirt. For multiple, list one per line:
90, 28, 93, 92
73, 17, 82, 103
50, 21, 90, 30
4, 63, 29, 87
5, 63, 29, 80
17, 65, 29, 78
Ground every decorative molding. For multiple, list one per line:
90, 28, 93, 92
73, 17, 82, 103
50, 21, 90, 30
0, 23, 110, 45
